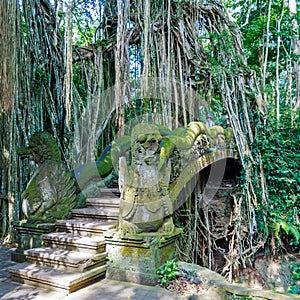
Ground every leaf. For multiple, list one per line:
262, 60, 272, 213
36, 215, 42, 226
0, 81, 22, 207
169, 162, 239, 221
272, 221, 300, 241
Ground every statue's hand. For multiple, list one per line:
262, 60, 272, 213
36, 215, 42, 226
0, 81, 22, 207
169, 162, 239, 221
120, 220, 140, 235
160, 217, 175, 234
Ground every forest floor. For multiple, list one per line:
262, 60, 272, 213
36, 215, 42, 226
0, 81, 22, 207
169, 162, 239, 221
161, 259, 300, 300
162, 276, 207, 298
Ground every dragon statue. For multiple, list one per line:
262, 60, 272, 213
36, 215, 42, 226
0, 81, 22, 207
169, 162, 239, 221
18, 132, 81, 223
19, 122, 233, 229
116, 122, 233, 235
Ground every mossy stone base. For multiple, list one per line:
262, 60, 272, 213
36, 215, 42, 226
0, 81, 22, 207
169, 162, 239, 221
105, 228, 182, 286
11, 220, 55, 262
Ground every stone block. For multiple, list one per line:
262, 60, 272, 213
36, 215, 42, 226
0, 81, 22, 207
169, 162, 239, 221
8, 262, 107, 293
11, 220, 55, 262
105, 228, 182, 285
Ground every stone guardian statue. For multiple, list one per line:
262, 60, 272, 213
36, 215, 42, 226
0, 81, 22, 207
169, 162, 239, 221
118, 123, 174, 235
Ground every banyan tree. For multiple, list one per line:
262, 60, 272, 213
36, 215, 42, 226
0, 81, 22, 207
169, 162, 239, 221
0, 0, 269, 280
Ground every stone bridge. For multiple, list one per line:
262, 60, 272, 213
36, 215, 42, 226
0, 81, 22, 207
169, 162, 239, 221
114, 122, 238, 235
9, 122, 240, 292
170, 148, 238, 211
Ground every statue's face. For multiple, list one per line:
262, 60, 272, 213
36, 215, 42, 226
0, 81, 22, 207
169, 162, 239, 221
131, 124, 162, 165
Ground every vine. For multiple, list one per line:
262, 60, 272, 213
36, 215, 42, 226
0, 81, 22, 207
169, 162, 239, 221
1, 0, 270, 277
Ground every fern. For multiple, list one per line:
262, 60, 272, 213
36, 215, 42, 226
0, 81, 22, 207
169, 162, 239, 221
272, 221, 300, 241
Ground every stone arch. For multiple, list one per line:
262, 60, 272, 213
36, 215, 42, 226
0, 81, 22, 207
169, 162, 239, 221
171, 149, 239, 212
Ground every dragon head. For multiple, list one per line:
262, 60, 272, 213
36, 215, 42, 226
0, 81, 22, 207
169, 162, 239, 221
17, 132, 61, 164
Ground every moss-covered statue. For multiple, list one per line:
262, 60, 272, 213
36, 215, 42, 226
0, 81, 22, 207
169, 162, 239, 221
117, 122, 233, 235
18, 132, 80, 223
119, 124, 174, 235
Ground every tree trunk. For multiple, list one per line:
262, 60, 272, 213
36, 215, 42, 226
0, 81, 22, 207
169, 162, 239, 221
262, 0, 272, 100
289, 0, 300, 110
0, 0, 20, 240
275, 3, 284, 122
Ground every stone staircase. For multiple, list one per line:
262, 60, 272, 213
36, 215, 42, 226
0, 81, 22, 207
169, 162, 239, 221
8, 186, 120, 293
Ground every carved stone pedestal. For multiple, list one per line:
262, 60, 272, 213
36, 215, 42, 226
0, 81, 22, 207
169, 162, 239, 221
105, 229, 182, 286
11, 220, 55, 262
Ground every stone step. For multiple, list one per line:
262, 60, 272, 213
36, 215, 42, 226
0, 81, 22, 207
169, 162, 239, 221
85, 197, 120, 209
55, 219, 117, 236
8, 262, 106, 293
71, 208, 119, 221
100, 187, 120, 197
110, 179, 119, 188
42, 232, 106, 253
24, 247, 107, 272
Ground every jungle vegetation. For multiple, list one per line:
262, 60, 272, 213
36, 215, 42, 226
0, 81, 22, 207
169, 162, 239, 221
0, 0, 299, 280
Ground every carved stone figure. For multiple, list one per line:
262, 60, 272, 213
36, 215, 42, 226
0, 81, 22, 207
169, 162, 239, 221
118, 123, 174, 235
208, 125, 227, 149
117, 122, 235, 235
18, 132, 79, 223
193, 134, 211, 156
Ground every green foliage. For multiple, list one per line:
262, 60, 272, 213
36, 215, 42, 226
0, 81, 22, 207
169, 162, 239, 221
223, 0, 298, 106
33, 67, 50, 85
271, 219, 300, 243
288, 286, 300, 294
231, 295, 253, 300
291, 263, 300, 282
156, 259, 180, 286
72, 0, 102, 46
252, 112, 300, 250
288, 263, 300, 294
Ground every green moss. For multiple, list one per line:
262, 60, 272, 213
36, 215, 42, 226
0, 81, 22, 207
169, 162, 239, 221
17, 132, 61, 162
